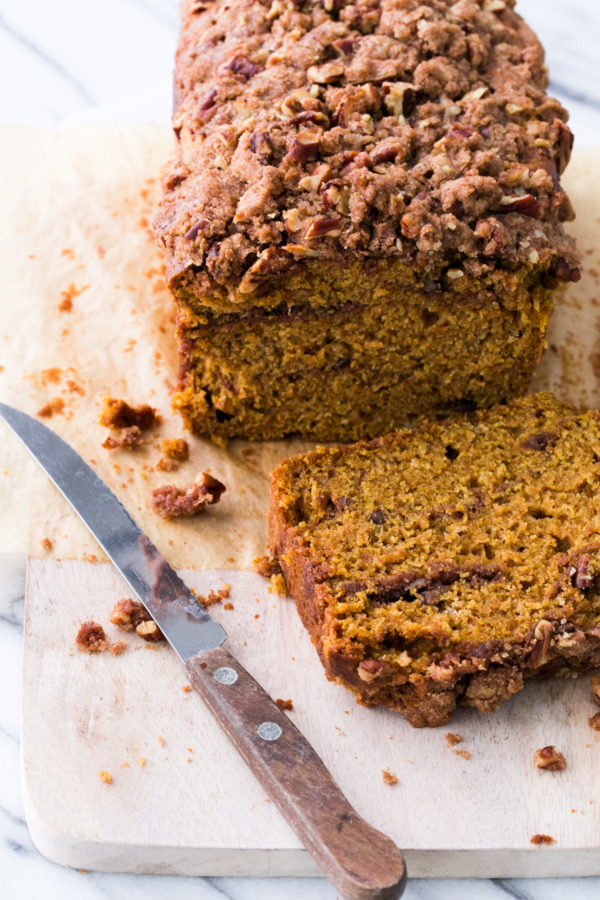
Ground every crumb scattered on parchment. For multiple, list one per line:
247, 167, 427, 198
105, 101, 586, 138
589, 713, 600, 731
98, 770, 113, 784
152, 473, 226, 518
83, 554, 98, 563
198, 584, 231, 607
382, 769, 398, 786
139, 757, 146, 767
224, 602, 234, 610
534, 746, 567, 771
157, 438, 190, 471
75, 621, 108, 653
182, 685, 192, 693
59, 283, 89, 312
276, 699, 293, 711
162, 438, 189, 460
530, 834, 555, 846
110, 640, 126, 656
454, 749, 470, 760
445, 733, 462, 747
102, 426, 144, 451
40, 537, 52, 551
158, 735, 164, 747
37, 397, 65, 418
254, 555, 282, 578
99, 396, 159, 431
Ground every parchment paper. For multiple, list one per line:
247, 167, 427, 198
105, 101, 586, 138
0, 122, 598, 569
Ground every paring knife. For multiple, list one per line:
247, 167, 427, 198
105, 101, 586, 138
0, 403, 406, 900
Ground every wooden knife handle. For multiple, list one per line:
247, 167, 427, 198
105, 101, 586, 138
185, 645, 407, 900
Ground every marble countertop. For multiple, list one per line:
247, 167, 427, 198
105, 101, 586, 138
1, 1, 599, 898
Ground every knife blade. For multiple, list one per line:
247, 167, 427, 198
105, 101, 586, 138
0, 403, 407, 900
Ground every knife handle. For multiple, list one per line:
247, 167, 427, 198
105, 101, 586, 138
185, 645, 406, 900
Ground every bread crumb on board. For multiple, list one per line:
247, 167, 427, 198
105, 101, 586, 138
534, 746, 567, 771
382, 769, 398, 786
454, 749, 470, 760
275, 698, 293, 711
75, 621, 108, 653
530, 834, 556, 846
445, 732, 462, 747
98, 771, 113, 785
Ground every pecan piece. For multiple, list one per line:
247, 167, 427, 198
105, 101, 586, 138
109, 597, 152, 631
225, 56, 262, 79
305, 217, 342, 239
571, 554, 595, 591
250, 131, 273, 165
498, 194, 542, 218
357, 659, 391, 683
286, 132, 320, 162
307, 62, 344, 84
184, 219, 209, 241
195, 88, 218, 124
533, 745, 567, 771
382, 81, 416, 119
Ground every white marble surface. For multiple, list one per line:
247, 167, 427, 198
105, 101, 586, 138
1, 0, 599, 897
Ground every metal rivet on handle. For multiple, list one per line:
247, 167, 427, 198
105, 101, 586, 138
258, 721, 282, 741
214, 666, 238, 685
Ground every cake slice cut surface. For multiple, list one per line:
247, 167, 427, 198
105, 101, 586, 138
269, 392, 600, 726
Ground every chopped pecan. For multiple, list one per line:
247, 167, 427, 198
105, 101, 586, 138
571, 554, 595, 591
184, 219, 209, 241
286, 132, 320, 162
531, 619, 553, 668
250, 132, 273, 164
305, 217, 342, 238
298, 163, 331, 192
333, 37, 358, 56
533, 745, 566, 771
195, 87, 218, 123
382, 81, 416, 119
307, 62, 344, 84
136, 620, 165, 643
225, 56, 262, 78
498, 194, 542, 218
531, 834, 555, 845
109, 597, 152, 631
357, 659, 391, 683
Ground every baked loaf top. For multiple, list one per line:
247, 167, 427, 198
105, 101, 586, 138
156, 0, 579, 301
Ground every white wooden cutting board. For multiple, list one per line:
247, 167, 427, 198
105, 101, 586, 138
22, 558, 600, 878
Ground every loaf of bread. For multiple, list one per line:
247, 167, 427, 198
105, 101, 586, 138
155, 0, 579, 441
269, 393, 600, 726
